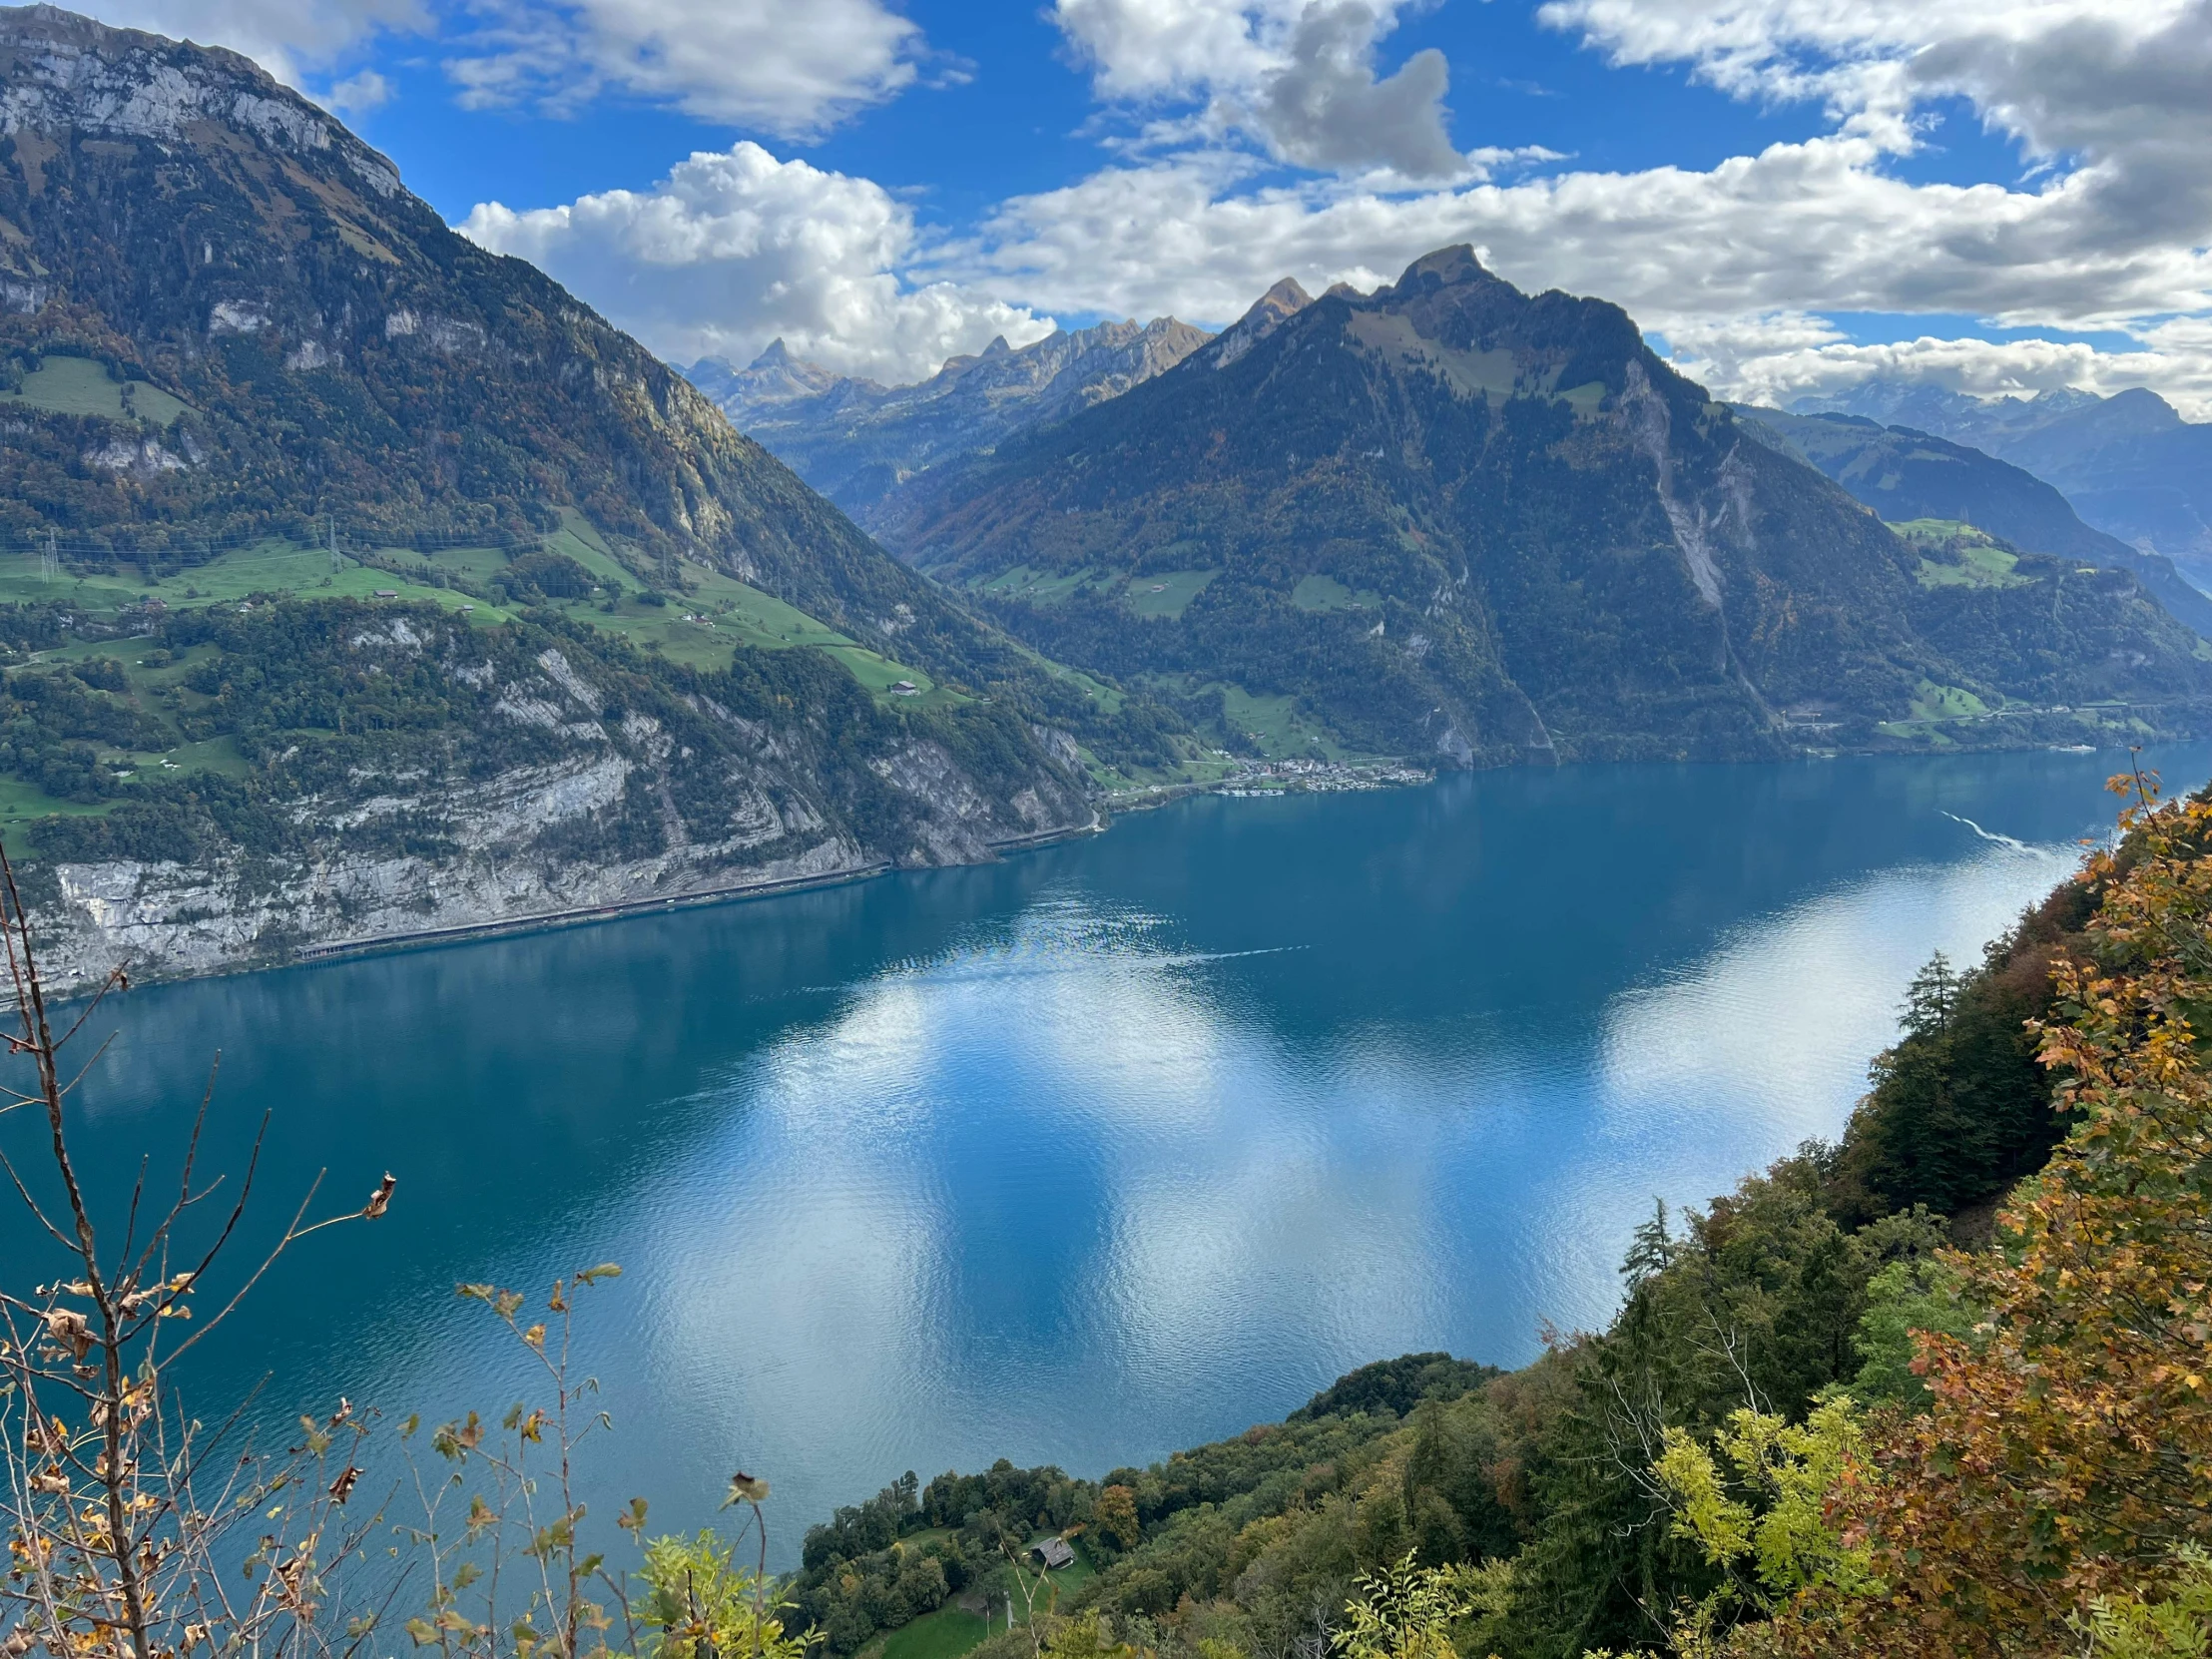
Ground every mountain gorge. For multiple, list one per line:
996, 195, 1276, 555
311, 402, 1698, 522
1795, 380, 2212, 582
688, 315, 1214, 535
1736, 404, 2212, 637
890, 248, 2212, 764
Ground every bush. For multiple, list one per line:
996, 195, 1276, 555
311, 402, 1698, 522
502, 549, 596, 599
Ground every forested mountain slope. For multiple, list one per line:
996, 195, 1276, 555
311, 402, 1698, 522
896, 248, 2212, 764
0, 5, 1179, 981
1737, 405, 2212, 638
0, 5, 1061, 701
1795, 379, 2212, 582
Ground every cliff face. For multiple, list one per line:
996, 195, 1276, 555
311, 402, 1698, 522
14, 600, 1092, 994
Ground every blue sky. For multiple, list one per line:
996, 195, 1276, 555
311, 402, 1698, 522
100, 0, 2212, 410
353, 2, 1845, 226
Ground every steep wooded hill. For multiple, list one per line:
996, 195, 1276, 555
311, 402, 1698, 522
1737, 405, 2212, 638
0, 4, 1097, 713
897, 249, 2212, 764
1795, 379, 2212, 581
0, 5, 1137, 983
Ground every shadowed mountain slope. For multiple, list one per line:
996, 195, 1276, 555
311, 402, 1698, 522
1738, 406, 2212, 639
1794, 380, 2212, 584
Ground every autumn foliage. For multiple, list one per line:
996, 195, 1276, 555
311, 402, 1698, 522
1762, 777, 2212, 1654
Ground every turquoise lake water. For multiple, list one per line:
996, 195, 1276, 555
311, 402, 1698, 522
8, 746, 2202, 1562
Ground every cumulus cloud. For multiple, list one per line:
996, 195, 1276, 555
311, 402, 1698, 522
940, 133, 2212, 331
1053, 0, 1471, 181
1255, 4, 1461, 178
442, 0, 924, 135
876, 0, 2204, 411
459, 143, 1055, 382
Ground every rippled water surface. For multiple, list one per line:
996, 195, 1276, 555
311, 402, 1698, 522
13, 748, 2203, 1559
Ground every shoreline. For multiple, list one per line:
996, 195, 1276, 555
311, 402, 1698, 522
251, 815, 1115, 974
33, 738, 2171, 998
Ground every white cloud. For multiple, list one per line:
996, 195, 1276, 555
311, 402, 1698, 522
1053, 0, 1472, 181
84, 0, 426, 86
940, 132, 2212, 330
442, 0, 924, 135
1663, 317, 2212, 421
316, 66, 393, 117
1255, 3, 1460, 179
458, 142, 1056, 382
882, 0, 2212, 413
88, 0, 927, 140
1053, 0, 1293, 99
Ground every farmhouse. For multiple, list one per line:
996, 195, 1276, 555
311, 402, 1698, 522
1029, 1537, 1074, 1570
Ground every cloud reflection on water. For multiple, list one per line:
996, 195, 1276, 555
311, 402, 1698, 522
22, 751, 2192, 1567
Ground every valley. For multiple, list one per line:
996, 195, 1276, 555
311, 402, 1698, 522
3, 4, 2212, 1658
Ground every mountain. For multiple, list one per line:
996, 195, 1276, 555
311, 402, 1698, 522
0, 4, 1137, 984
0, 4, 1029, 679
688, 315, 1213, 533
892, 247, 2212, 765
1794, 380, 2212, 582
1736, 405, 2212, 638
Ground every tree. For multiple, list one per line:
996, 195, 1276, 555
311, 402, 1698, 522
0, 843, 395, 1659
1331, 1552, 1483, 1659
1764, 777, 2212, 1655
1096, 1486, 1141, 1552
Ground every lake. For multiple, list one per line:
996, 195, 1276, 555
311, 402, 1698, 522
8, 746, 2199, 1563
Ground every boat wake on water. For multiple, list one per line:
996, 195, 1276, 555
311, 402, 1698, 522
1938, 811, 2038, 853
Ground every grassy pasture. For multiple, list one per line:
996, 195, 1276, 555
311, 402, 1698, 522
1290, 573, 1380, 612
1, 355, 192, 425
0, 531, 949, 702
974, 566, 1106, 605
1907, 679, 1992, 722
870, 1609, 990, 1659
1219, 684, 1349, 759
1121, 569, 1218, 619
1893, 519, 2035, 590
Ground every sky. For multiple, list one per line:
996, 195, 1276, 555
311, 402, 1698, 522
88, 0, 2212, 414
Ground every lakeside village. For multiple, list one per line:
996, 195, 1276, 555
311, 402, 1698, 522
1104, 754, 1435, 807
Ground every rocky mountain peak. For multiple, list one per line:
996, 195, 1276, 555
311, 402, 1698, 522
1389, 245, 1491, 293
892, 244, 2212, 769
0, 5, 405, 203
689, 339, 853, 408
1207, 276, 1314, 369
692, 312, 1215, 529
